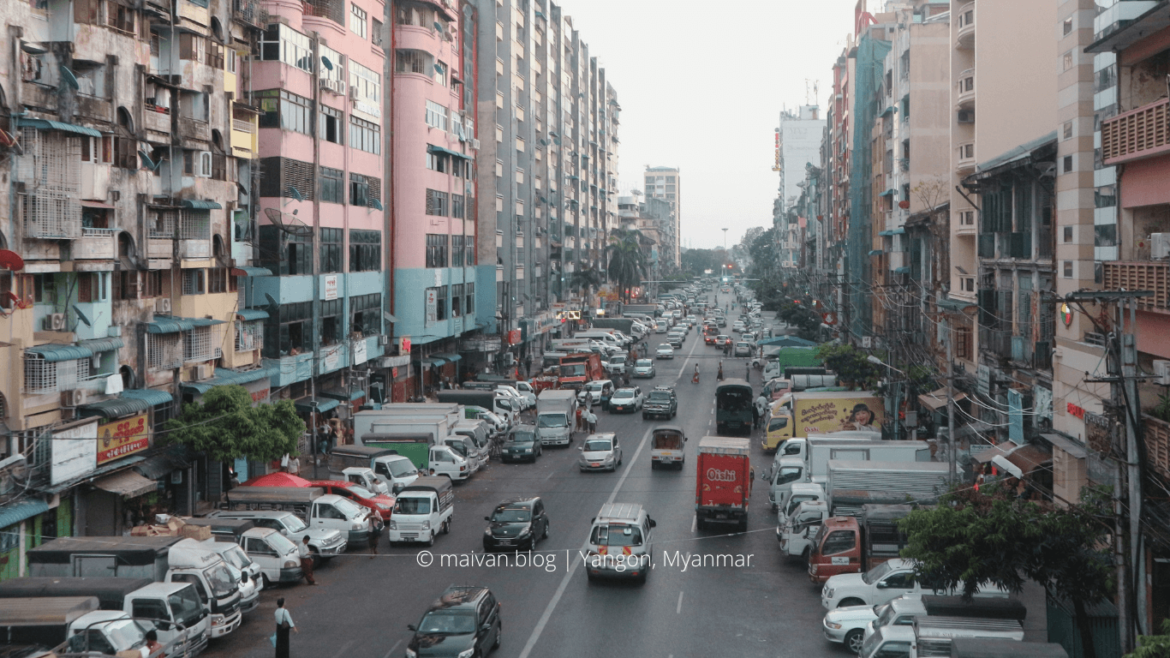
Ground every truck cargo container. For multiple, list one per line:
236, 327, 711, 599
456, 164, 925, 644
695, 436, 753, 532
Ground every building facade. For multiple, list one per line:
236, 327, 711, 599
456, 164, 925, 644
643, 166, 680, 269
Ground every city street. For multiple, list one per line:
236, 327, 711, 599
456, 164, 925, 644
204, 306, 840, 658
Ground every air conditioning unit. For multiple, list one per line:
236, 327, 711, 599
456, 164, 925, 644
471, 138, 481, 150
45, 313, 66, 331
155, 298, 172, 314
349, 86, 360, 101
1152, 233, 1170, 259
378, 335, 389, 346
1155, 359, 1170, 385
320, 78, 346, 95
957, 109, 975, 124
196, 363, 215, 381
61, 389, 86, 407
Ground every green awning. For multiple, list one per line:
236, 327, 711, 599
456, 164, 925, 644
894, 267, 911, 274
319, 389, 365, 402
180, 200, 222, 210
231, 266, 274, 277
78, 337, 125, 353
879, 189, 897, 198
145, 318, 196, 334
120, 388, 173, 406
426, 144, 473, 161
26, 344, 94, 362
0, 499, 50, 530
880, 106, 895, 117
180, 366, 272, 395
878, 228, 906, 236
236, 309, 269, 321
431, 353, 462, 362
295, 398, 339, 414
190, 318, 226, 327
17, 118, 102, 138
868, 249, 884, 256
79, 396, 152, 419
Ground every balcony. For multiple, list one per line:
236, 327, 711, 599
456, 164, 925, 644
178, 117, 210, 143
1102, 261, 1170, 313
956, 3, 975, 50
984, 328, 1012, 360
956, 143, 976, 172
1143, 415, 1170, 481
143, 104, 172, 135
956, 70, 975, 110
978, 233, 995, 259
76, 228, 116, 260
1101, 97, 1170, 166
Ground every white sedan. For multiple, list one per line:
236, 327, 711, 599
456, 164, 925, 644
655, 344, 675, 359
822, 603, 885, 654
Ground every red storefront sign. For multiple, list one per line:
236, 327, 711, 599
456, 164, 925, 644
507, 329, 522, 345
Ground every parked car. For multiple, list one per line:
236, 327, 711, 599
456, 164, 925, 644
501, 426, 543, 463
577, 379, 615, 409
715, 335, 730, 347
656, 344, 675, 359
406, 586, 501, 658
309, 480, 395, 523
579, 433, 623, 472
633, 359, 656, 378
482, 497, 549, 552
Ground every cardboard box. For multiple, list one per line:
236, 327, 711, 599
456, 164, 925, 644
179, 524, 212, 541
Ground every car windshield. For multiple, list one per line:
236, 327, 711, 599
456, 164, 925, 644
222, 545, 253, 570
268, 532, 297, 554
586, 382, 604, 392
648, 392, 671, 401
876, 603, 897, 627
169, 586, 205, 628
333, 498, 363, 518
395, 497, 432, 515
417, 610, 477, 635
446, 441, 469, 457
658, 346, 672, 352
862, 560, 897, 585
636, 360, 652, 367
282, 515, 308, 533
508, 430, 537, 444
584, 439, 612, 452
206, 563, 237, 597
775, 466, 802, 485
613, 390, 634, 399
491, 508, 532, 523
768, 417, 789, 431
562, 364, 586, 377
537, 415, 567, 428
347, 484, 375, 499
388, 459, 418, 478
103, 619, 149, 649
590, 524, 643, 547
609, 355, 625, 364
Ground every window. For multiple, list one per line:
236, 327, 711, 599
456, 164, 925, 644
350, 3, 367, 38
255, 90, 313, 135
180, 210, 211, 241
1063, 17, 1073, 36
1063, 260, 1073, 278
425, 101, 448, 131
320, 298, 343, 346
264, 301, 311, 357
115, 271, 139, 300
260, 24, 313, 73
350, 230, 381, 272
208, 268, 229, 294
466, 282, 475, 315
258, 226, 314, 276
395, 49, 433, 75
821, 530, 856, 556
955, 326, 972, 360
319, 105, 343, 144
320, 167, 345, 204
1063, 50, 1074, 71
1063, 155, 1073, 173
1063, 121, 1073, 140
426, 189, 449, 216
181, 269, 205, 295
349, 117, 381, 154
236, 320, 263, 351
452, 194, 465, 219
24, 354, 89, 395
452, 283, 463, 317
1063, 226, 1073, 243
426, 234, 448, 268
349, 60, 380, 107
434, 61, 448, 87
144, 271, 164, 298
426, 150, 448, 173
372, 18, 384, 47
451, 235, 465, 267
464, 237, 475, 265
350, 174, 370, 207
77, 273, 104, 303
395, 2, 434, 27
435, 285, 448, 321
319, 228, 342, 273
350, 293, 381, 336
184, 326, 214, 362
149, 208, 178, 239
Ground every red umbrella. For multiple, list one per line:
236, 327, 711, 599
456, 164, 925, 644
241, 472, 312, 488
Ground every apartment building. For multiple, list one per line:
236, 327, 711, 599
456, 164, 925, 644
0, 0, 273, 550
643, 166, 680, 269
476, 0, 619, 366
775, 106, 825, 272
390, 0, 480, 393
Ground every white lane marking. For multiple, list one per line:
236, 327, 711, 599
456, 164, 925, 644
672, 336, 701, 385
691, 514, 697, 533
331, 640, 356, 658
381, 640, 402, 658
677, 591, 684, 614
517, 425, 656, 658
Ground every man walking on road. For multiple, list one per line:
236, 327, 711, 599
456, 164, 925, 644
299, 536, 317, 585
585, 408, 597, 434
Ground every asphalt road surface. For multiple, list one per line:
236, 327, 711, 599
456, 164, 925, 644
202, 303, 871, 658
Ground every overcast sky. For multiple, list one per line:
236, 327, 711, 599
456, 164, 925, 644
562, 0, 859, 250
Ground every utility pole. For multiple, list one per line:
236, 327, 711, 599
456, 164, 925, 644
1122, 298, 1144, 641
946, 316, 956, 484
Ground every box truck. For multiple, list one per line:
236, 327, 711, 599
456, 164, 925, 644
695, 436, 753, 532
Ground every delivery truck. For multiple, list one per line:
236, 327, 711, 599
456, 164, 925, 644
591, 318, 638, 335
826, 460, 950, 517
558, 352, 603, 390
695, 436, 753, 532
436, 390, 519, 425
357, 433, 470, 481
387, 477, 455, 546
27, 536, 243, 639
760, 346, 823, 381
0, 596, 168, 656
354, 415, 451, 447
806, 504, 915, 583
0, 577, 209, 655
804, 439, 933, 486
535, 389, 577, 446
762, 390, 884, 451
223, 487, 374, 547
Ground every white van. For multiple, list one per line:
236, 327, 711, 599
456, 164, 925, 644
309, 494, 374, 546
376, 454, 420, 493
441, 435, 481, 473
197, 539, 263, 611
576, 330, 625, 349
430, 444, 472, 481
453, 420, 491, 470
238, 527, 302, 587
583, 503, 656, 583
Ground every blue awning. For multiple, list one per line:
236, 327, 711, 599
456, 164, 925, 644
79, 397, 152, 419
880, 106, 895, 117
78, 337, 125, 353
879, 189, 897, 198
319, 389, 365, 402
868, 249, 884, 256
426, 144, 473, 161
18, 118, 102, 138
236, 309, 269, 321
231, 266, 273, 277
26, 344, 94, 362
0, 499, 50, 530
190, 318, 226, 327
894, 267, 911, 274
431, 353, 462, 363
120, 388, 174, 406
145, 318, 196, 334
180, 366, 272, 394
878, 228, 906, 236
180, 199, 222, 210
295, 398, 339, 414
416, 357, 446, 368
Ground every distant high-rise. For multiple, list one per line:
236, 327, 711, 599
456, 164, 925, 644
644, 167, 681, 267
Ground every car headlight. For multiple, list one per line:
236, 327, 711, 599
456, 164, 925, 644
825, 588, 834, 599
352, 521, 365, 530
523, 448, 533, 453
484, 528, 492, 536
421, 520, 430, 530
376, 503, 391, 511
388, 520, 397, 530
458, 649, 475, 658
284, 560, 298, 568
825, 621, 842, 630
405, 649, 417, 658
603, 454, 614, 462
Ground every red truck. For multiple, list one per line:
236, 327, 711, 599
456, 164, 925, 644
558, 352, 603, 390
695, 436, 753, 532
807, 504, 913, 584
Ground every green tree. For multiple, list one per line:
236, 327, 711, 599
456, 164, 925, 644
815, 343, 882, 389
1128, 620, 1170, 658
900, 486, 1113, 658
161, 385, 304, 462
680, 248, 720, 277
569, 266, 603, 308
606, 229, 648, 303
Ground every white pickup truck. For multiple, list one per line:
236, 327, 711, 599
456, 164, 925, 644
387, 477, 455, 546
777, 499, 829, 559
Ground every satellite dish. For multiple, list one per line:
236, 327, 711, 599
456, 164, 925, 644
58, 65, 79, 90
264, 293, 280, 315
73, 305, 92, 327
287, 186, 305, 202
321, 56, 333, 71
263, 207, 313, 237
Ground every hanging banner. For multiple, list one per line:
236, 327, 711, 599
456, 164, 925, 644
96, 413, 150, 466
425, 289, 438, 324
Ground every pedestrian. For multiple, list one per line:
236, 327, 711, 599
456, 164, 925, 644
280, 454, 290, 473
287, 455, 300, 477
755, 392, 768, 430
368, 513, 380, 559
586, 408, 597, 434
576, 406, 585, 433
751, 401, 760, 430
298, 536, 316, 585
717, 361, 724, 381
745, 360, 751, 382
144, 629, 163, 654
274, 597, 297, 658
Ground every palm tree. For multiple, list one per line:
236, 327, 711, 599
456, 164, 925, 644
569, 266, 603, 309
607, 229, 648, 303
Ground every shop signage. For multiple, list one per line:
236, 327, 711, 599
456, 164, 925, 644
324, 348, 340, 371
51, 419, 98, 485
399, 337, 412, 354
425, 289, 437, 324
507, 329, 522, 345
353, 339, 368, 365
1067, 402, 1085, 419
324, 275, 338, 301
1061, 302, 1073, 327
96, 413, 149, 466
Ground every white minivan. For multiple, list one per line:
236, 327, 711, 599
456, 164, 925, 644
430, 444, 472, 481
238, 527, 302, 587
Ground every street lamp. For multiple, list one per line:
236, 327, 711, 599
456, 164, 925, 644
866, 355, 904, 440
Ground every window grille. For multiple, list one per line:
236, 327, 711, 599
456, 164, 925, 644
184, 326, 214, 362
426, 234, 448, 267
23, 356, 89, 394
425, 101, 448, 131
149, 209, 178, 238
235, 320, 263, 351
148, 333, 183, 370
182, 270, 204, 295
180, 210, 211, 240
18, 129, 82, 239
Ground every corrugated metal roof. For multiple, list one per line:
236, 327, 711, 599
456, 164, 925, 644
26, 343, 95, 362
189, 318, 226, 327
133, 445, 189, 480
78, 337, 125, 353
18, 118, 102, 138
93, 470, 157, 497
0, 498, 50, 529
179, 199, 222, 210
231, 266, 273, 277
78, 397, 151, 419
145, 318, 196, 334
295, 398, 340, 413
235, 309, 269, 321
319, 389, 364, 402
120, 389, 173, 406
179, 367, 271, 394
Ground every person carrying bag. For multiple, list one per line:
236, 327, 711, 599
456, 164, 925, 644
273, 597, 298, 657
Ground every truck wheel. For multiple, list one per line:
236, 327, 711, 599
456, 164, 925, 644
441, 520, 450, 535
493, 622, 502, 649
845, 630, 864, 654
426, 531, 435, 547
